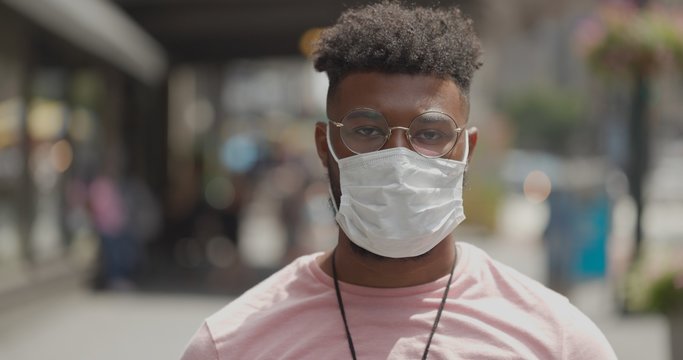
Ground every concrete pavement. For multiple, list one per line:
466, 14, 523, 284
0, 286, 230, 360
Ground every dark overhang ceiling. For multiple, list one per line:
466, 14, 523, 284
113, 0, 478, 63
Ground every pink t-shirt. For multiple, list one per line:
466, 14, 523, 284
181, 242, 616, 359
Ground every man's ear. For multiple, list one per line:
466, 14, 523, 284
314, 122, 329, 169
466, 126, 478, 164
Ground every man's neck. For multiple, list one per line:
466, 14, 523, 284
318, 235, 457, 288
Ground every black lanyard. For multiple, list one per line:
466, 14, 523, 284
331, 249, 456, 360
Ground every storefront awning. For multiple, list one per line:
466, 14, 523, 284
3, 0, 167, 85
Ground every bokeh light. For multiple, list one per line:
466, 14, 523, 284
27, 99, 65, 141
523, 170, 552, 204
299, 27, 324, 58
0, 97, 22, 148
220, 134, 259, 173
204, 176, 235, 210
184, 98, 214, 135
205, 236, 236, 268
49, 139, 73, 173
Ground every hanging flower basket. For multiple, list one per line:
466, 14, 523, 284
575, 3, 683, 76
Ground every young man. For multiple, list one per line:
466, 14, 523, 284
182, 2, 617, 359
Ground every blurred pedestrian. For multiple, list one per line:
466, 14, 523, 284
88, 172, 137, 290
182, 2, 616, 359
86, 144, 158, 291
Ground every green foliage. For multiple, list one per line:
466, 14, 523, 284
626, 249, 683, 314
645, 272, 683, 313
500, 88, 585, 154
463, 176, 504, 232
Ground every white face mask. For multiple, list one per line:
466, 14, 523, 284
327, 124, 468, 258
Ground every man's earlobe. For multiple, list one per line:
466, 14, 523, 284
314, 122, 329, 168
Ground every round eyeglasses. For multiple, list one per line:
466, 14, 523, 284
329, 107, 464, 158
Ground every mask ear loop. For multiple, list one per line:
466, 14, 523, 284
460, 129, 469, 164
326, 122, 340, 213
326, 122, 342, 163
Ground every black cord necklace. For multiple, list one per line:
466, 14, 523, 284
331, 249, 456, 360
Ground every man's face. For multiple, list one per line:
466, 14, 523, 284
314, 72, 476, 255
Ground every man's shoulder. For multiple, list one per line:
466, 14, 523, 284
458, 242, 569, 310
204, 253, 324, 337
457, 242, 617, 359
181, 253, 328, 359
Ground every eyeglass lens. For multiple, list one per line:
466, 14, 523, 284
339, 109, 460, 157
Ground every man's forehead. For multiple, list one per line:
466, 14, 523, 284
327, 72, 468, 121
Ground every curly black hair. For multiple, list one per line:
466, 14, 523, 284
313, 1, 483, 98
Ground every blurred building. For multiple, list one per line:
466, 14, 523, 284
0, 0, 167, 296
0, 0, 604, 296
0, 0, 488, 295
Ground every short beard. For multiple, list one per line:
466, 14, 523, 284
326, 156, 442, 263
348, 238, 435, 262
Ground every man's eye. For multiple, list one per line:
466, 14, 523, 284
353, 126, 385, 137
413, 129, 446, 142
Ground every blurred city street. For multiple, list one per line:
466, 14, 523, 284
1, 0, 682, 359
